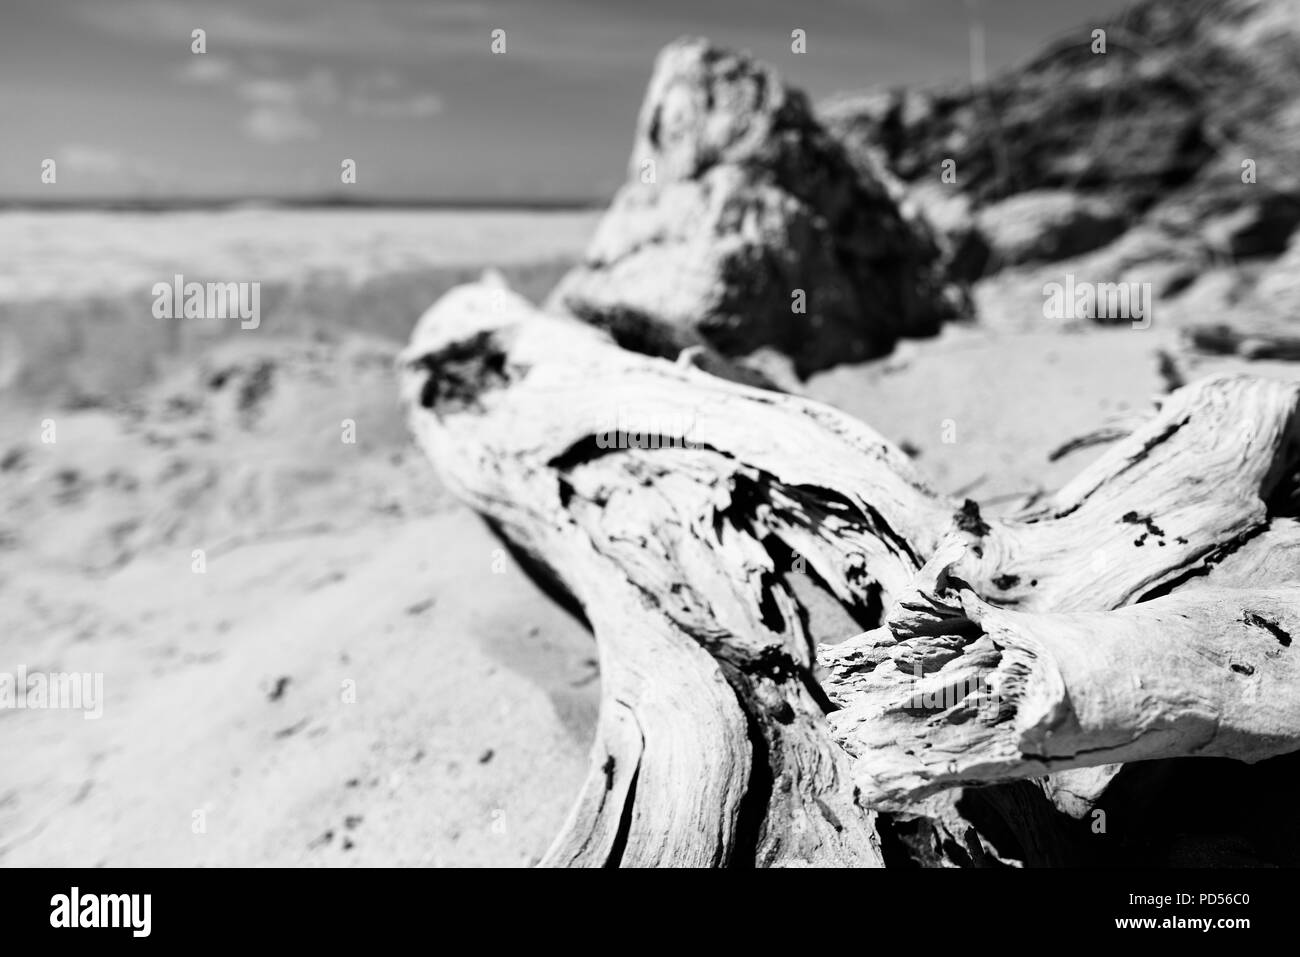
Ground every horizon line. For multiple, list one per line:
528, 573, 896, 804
0, 194, 611, 212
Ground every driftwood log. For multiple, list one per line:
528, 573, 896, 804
400, 278, 1300, 867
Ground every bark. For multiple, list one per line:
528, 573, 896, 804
400, 278, 1300, 866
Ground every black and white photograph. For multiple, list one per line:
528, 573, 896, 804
0, 0, 1296, 931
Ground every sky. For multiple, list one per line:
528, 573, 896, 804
0, 0, 1134, 203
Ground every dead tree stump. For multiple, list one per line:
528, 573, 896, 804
400, 278, 1300, 867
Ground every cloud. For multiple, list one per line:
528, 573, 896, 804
60, 144, 148, 177
342, 70, 441, 117
226, 67, 336, 144
178, 55, 237, 84
346, 77, 442, 118
238, 78, 302, 106
241, 105, 319, 143
73, 0, 503, 59
60, 145, 129, 176
218, 63, 440, 137
54, 145, 173, 187
238, 68, 340, 106
70, 0, 640, 67
166, 44, 446, 144
348, 92, 442, 118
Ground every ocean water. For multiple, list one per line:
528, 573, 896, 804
0, 207, 599, 400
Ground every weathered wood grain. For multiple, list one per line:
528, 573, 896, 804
400, 277, 1300, 866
